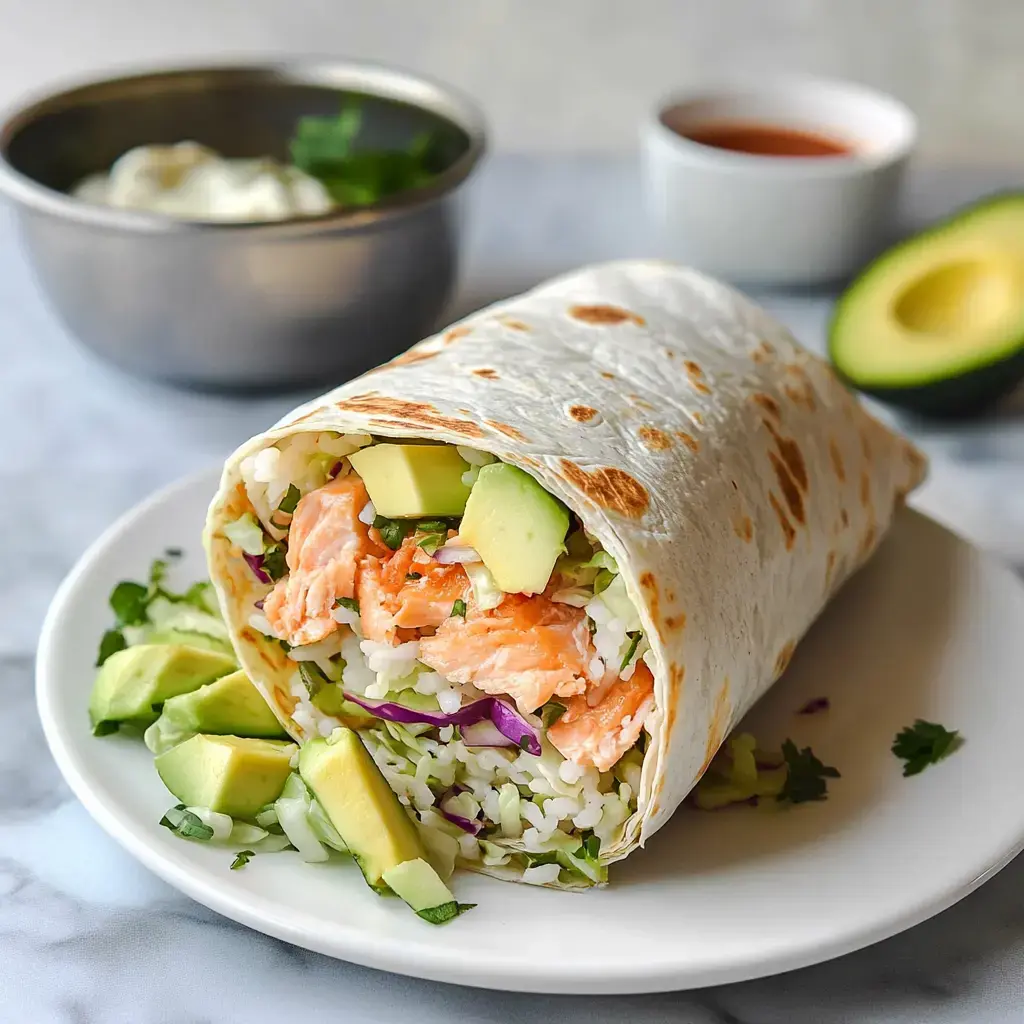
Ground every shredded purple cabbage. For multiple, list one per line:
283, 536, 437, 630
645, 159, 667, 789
243, 552, 272, 585
341, 691, 542, 755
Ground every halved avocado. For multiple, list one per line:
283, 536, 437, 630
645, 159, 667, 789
829, 193, 1024, 417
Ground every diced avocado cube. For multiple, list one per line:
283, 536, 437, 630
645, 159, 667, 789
298, 731, 426, 889
383, 857, 467, 924
143, 628, 236, 657
348, 443, 472, 518
89, 644, 237, 733
458, 463, 570, 594
154, 734, 295, 818
144, 670, 289, 754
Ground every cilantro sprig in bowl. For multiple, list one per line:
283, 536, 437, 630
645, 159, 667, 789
0, 60, 486, 389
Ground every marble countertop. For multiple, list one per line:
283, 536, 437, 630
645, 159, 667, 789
7, 155, 1024, 1023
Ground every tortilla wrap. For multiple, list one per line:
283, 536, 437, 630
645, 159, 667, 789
205, 260, 926, 881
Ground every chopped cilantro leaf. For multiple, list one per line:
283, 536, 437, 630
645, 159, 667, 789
334, 596, 359, 613
277, 638, 292, 653
417, 901, 476, 925
451, 599, 467, 618
298, 662, 328, 700
892, 720, 962, 776
148, 558, 169, 589
619, 631, 642, 673
92, 719, 119, 737
524, 851, 560, 867
230, 850, 255, 870
108, 581, 149, 626
96, 628, 127, 666
261, 543, 288, 581
417, 519, 450, 533
541, 701, 567, 728
373, 515, 412, 550
159, 804, 214, 841
276, 484, 301, 515
416, 533, 445, 555
406, 572, 423, 581
778, 739, 840, 804
581, 832, 601, 860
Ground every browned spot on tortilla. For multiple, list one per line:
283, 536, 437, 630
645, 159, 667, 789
569, 405, 598, 423
519, 455, 540, 468
734, 516, 753, 542
860, 430, 872, 460
675, 431, 700, 452
774, 641, 797, 677
684, 360, 712, 395
665, 612, 686, 633
274, 686, 298, 717
600, 371, 616, 380
444, 326, 472, 344
751, 340, 776, 363
630, 394, 656, 411
840, 508, 850, 529
784, 380, 817, 411
639, 426, 672, 450
499, 317, 530, 331
666, 589, 676, 602
769, 450, 805, 525
859, 524, 877, 557
336, 394, 485, 438
559, 460, 649, 518
860, 470, 871, 508
665, 663, 685, 733
691, 411, 704, 425
639, 571, 660, 635
484, 419, 528, 442
569, 303, 645, 327
472, 368, 499, 379
825, 549, 837, 586
764, 420, 809, 493
697, 679, 731, 779
752, 393, 780, 419
390, 347, 438, 367
829, 438, 846, 483
768, 491, 796, 549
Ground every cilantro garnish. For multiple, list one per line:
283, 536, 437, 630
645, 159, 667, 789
298, 662, 329, 700
581, 832, 601, 861
417, 519, 449, 533
778, 740, 840, 803
416, 533, 445, 555
892, 720, 962, 776
261, 543, 288, 581
276, 484, 301, 515
334, 596, 360, 613
451, 599, 467, 618
373, 515, 413, 550
230, 850, 255, 870
92, 719, 120, 737
95, 628, 127, 667
289, 102, 442, 209
108, 581, 150, 627
619, 631, 642, 673
406, 572, 423, 581
541, 701, 567, 728
417, 901, 477, 925
159, 804, 214, 841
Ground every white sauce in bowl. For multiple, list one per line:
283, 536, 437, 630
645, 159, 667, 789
72, 141, 334, 222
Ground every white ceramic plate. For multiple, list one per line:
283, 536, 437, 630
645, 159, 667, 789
37, 468, 1024, 994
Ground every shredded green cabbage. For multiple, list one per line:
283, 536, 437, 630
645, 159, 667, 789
223, 513, 266, 556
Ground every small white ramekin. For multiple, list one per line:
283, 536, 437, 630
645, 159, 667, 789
641, 76, 918, 286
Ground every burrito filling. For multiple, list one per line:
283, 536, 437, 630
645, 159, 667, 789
227, 431, 655, 886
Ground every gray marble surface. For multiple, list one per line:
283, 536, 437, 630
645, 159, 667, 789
7, 155, 1024, 1023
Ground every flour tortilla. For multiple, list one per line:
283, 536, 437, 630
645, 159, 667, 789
205, 260, 926, 874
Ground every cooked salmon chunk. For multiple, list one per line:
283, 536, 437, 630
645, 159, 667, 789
418, 593, 594, 714
264, 475, 387, 646
548, 662, 655, 771
358, 536, 470, 642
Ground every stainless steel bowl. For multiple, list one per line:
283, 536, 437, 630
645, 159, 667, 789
0, 61, 486, 389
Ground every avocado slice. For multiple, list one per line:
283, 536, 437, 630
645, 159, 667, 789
89, 644, 237, 734
830, 193, 1024, 417
298, 730, 427, 890
144, 670, 289, 754
348, 443, 472, 518
154, 734, 295, 818
143, 628, 235, 657
458, 463, 569, 594
382, 858, 470, 925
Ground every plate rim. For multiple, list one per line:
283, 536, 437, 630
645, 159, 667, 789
35, 466, 1024, 994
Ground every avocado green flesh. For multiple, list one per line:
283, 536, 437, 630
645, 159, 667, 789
89, 644, 237, 730
830, 194, 1024, 416
144, 670, 288, 754
382, 857, 455, 914
348, 443, 472, 518
298, 731, 427, 890
143, 628, 235, 657
458, 463, 569, 595
154, 734, 295, 818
